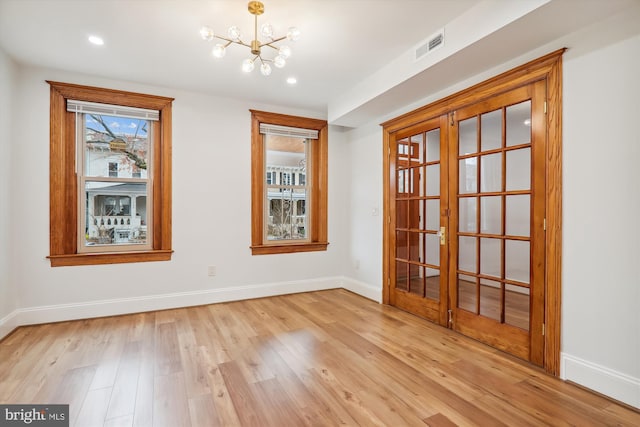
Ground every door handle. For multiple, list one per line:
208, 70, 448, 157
439, 226, 446, 245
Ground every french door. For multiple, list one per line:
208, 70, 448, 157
388, 80, 547, 365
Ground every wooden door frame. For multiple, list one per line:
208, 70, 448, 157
381, 49, 564, 375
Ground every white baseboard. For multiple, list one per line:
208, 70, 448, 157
561, 352, 640, 409
340, 277, 382, 303
0, 276, 383, 341
4, 283, 638, 409
0, 277, 342, 338
0, 309, 19, 341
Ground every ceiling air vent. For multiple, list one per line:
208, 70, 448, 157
414, 28, 445, 62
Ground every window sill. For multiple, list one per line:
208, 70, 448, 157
251, 242, 329, 255
48, 250, 173, 267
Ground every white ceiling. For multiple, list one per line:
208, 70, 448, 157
0, 0, 637, 125
0, 0, 475, 110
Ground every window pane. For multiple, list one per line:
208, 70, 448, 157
409, 199, 423, 230
396, 261, 409, 291
265, 134, 308, 242
481, 109, 502, 152
506, 148, 531, 191
425, 269, 440, 301
506, 101, 531, 147
506, 195, 530, 237
505, 284, 530, 330
425, 164, 440, 196
396, 200, 408, 229
84, 114, 150, 178
480, 237, 500, 279
426, 128, 440, 162
396, 231, 408, 260
459, 197, 477, 233
84, 181, 147, 247
480, 280, 501, 321
458, 276, 477, 313
458, 236, 477, 273
425, 199, 440, 231
480, 196, 501, 234
480, 153, 502, 193
408, 232, 422, 262
459, 117, 477, 155
459, 157, 478, 194
410, 133, 424, 164
267, 188, 307, 241
266, 134, 306, 176
505, 240, 530, 284
425, 233, 440, 266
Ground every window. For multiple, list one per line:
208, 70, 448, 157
47, 81, 173, 266
108, 162, 118, 177
250, 110, 328, 255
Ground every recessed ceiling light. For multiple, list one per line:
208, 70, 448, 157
523, 118, 531, 126
286, 77, 297, 85
88, 35, 104, 46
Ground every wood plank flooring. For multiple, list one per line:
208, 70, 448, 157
0, 289, 638, 426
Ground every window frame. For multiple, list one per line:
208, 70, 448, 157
250, 110, 328, 255
47, 81, 174, 267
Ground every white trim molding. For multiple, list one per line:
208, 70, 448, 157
0, 276, 383, 341
0, 277, 341, 338
340, 277, 382, 303
0, 309, 19, 341
561, 352, 640, 409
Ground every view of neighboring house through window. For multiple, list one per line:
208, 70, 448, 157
265, 133, 309, 241
73, 101, 156, 252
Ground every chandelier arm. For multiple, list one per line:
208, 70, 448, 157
213, 35, 251, 49
261, 35, 287, 48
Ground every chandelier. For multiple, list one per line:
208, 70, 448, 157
200, 1, 300, 76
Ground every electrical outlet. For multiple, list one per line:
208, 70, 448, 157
207, 265, 216, 276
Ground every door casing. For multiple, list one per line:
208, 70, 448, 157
381, 49, 564, 375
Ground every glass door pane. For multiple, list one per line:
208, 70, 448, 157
391, 120, 445, 323
453, 85, 536, 352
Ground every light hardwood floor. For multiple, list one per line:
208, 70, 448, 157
1, 289, 638, 426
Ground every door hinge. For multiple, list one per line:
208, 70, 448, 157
388, 147, 391, 155
543, 218, 546, 231
388, 277, 391, 286
542, 323, 545, 336
450, 112, 455, 126
544, 101, 547, 114
448, 309, 453, 325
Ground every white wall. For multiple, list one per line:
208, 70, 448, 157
342, 122, 383, 301
4, 65, 349, 326
561, 32, 640, 407
343, 9, 640, 407
0, 47, 16, 336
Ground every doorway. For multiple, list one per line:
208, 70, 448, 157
382, 50, 563, 374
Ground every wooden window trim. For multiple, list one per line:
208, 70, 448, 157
47, 81, 174, 267
250, 110, 328, 255
381, 49, 564, 375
